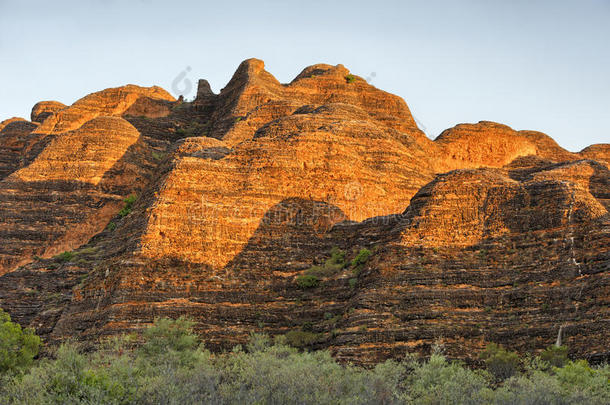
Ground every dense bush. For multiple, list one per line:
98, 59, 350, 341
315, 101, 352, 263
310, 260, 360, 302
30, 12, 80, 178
283, 331, 321, 349
480, 342, 521, 381
1, 317, 608, 404
540, 344, 569, 368
350, 248, 371, 275
54, 251, 75, 263
0, 309, 41, 376
296, 274, 319, 289
305, 247, 346, 278
118, 194, 137, 218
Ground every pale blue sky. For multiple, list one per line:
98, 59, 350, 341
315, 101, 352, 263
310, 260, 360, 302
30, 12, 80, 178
1, 0, 608, 151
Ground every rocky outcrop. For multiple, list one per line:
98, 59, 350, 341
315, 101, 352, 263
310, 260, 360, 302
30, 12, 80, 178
431, 121, 581, 172
0, 117, 28, 131
399, 164, 606, 247
580, 144, 610, 168
34, 85, 174, 135
0, 119, 41, 180
0, 59, 608, 366
31, 101, 66, 123
0, 85, 176, 275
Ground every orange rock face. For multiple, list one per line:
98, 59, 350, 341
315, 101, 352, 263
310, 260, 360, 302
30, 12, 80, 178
31, 101, 66, 123
0, 59, 608, 365
0, 85, 175, 274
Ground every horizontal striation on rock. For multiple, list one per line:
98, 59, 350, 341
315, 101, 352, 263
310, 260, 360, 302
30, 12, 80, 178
0, 58, 607, 366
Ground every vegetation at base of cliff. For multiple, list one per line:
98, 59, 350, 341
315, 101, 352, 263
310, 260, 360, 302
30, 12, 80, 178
0, 309, 41, 376
282, 330, 321, 348
1, 316, 608, 405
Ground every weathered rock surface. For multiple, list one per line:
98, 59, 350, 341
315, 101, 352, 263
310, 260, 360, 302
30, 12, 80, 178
0, 119, 41, 180
0, 85, 176, 274
580, 144, 610, 168
31, 101, 66, 123
0, 59, 608, 365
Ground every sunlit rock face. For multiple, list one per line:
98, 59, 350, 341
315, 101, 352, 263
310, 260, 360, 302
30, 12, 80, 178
0, 59, 607, 365
0, 85, 175, 274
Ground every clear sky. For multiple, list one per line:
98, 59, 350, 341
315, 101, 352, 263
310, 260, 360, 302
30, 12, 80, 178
0, 0, 608, 151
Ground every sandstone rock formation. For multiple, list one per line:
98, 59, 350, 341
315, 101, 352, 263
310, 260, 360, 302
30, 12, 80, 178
0, 59, 607, 365
31, 101, 66, 123
0, 85, 175, 273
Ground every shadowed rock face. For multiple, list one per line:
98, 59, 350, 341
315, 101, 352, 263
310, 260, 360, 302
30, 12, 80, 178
0, 59, 608, 365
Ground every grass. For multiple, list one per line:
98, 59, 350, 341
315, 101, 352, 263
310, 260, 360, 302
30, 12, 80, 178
345, 74, 356, 83
76, 247, 98, 255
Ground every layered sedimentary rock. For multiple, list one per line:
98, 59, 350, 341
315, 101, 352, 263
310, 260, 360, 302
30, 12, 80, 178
31, 101, 66, 123
0, 119, 41, 180
431, 121, 580, 171
0, 85, 175, 274
0, 59, 608, 365
580, 144, 610, 168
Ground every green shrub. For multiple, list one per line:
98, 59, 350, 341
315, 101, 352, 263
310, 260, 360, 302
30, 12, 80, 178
296, 274, 319, 289
554, 360, 610, 401
305, 247, 346, 278
540, 345, 569, 368
246, 332, 271, 353
283, 331, 321, 348
348, 278, 357, 289
139, 316, 201, 366
480, 343, 520, 381
304, 264, 334, 278
329, 247, 345, 264
406, 353, 492, 404
345, 74, 356, 83
106, 222, 116, 231
54, 251, 74, 263
0, 309, 41, 375
2, 317, 608, 404
351, 248, 371, 274
151, 151, 166, 161
495, 363, 610, 404
118, 194, 137, 218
